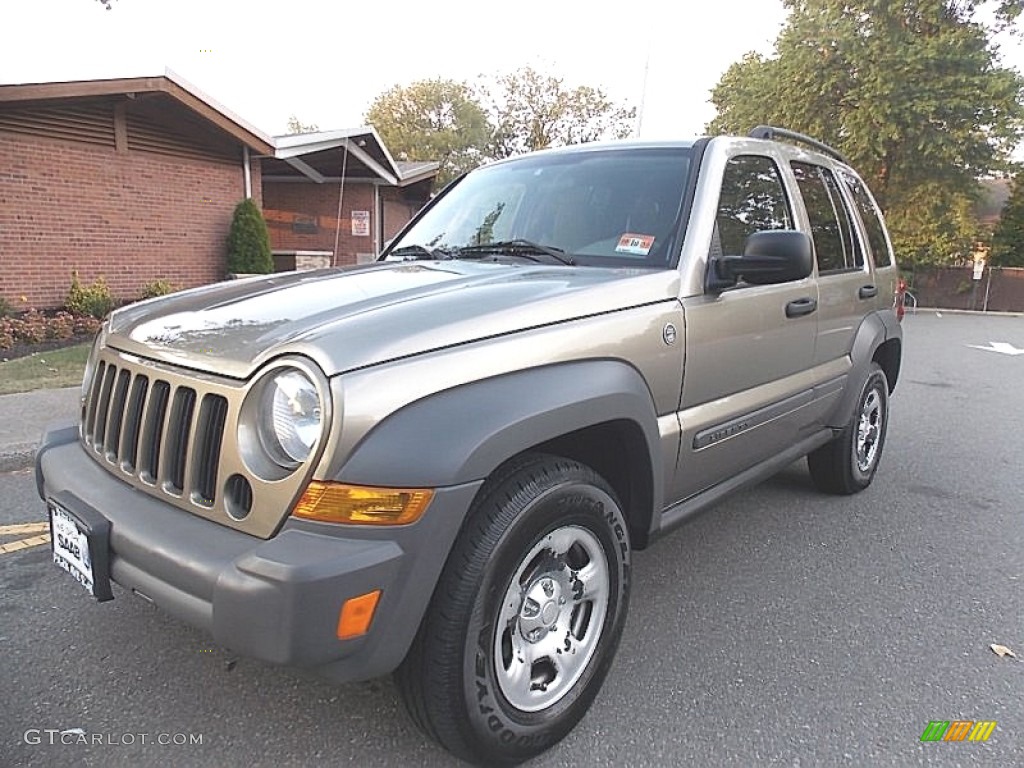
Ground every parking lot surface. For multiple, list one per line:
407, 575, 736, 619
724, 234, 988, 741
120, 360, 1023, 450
2, 312, 1021, 766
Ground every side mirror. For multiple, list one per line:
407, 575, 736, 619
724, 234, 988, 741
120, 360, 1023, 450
708, 230, 813, 291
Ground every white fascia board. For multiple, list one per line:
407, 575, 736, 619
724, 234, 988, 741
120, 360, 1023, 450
397, 163, 441, 186
364, 125, 402, 178
343, 139, 397, 186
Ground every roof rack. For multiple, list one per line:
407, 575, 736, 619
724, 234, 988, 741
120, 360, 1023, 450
748, 125, 849, 165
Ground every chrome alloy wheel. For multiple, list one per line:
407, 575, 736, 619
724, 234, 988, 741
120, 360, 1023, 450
494, 525, 610, 712
855, 387, 884, 473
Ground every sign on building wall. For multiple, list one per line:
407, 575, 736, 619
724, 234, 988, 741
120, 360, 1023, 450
351, 210, 370, 237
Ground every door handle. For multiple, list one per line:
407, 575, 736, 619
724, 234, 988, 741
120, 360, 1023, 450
859, 284, 878, 299
785, 297, 817, 318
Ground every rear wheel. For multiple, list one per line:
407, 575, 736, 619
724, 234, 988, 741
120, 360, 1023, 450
395, 454, 630, 765
808, 363, 889, 494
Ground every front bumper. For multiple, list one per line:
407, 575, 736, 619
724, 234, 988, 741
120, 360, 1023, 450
36, 422, 482, 682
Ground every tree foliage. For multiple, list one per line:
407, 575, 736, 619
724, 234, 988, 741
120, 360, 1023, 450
285, 115, 319, 134
365, 79, 491, 186
226, 198, 272, 275
991, 175, 1024, 266
485, 66, 636, 159
708, 0, 1024, 266
364, 69, 636, 185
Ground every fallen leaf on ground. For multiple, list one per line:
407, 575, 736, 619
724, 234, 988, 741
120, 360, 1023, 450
990, 643, 1018, 660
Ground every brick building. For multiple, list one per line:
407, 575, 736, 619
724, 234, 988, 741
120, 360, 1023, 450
263, 128, 436, 270
0, 72, 274, 309
0, 73, 438, 309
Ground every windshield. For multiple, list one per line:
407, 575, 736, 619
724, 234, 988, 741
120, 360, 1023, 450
386, 147, 693, 269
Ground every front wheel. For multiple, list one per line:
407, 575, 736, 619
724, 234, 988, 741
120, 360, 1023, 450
807, 363, 890, 494
395, 454, 631, 765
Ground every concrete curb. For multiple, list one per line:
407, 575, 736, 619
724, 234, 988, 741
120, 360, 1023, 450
0, 386, 79, 474
0, 444, 36, 473
912, 307, 1024, 318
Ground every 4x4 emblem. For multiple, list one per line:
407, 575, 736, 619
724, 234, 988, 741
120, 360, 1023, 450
662, 323, 677, 346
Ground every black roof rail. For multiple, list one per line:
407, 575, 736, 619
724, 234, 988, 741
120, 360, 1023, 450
748, 125, 849, 165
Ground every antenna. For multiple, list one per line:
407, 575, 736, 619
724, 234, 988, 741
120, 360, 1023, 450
635, 54, 650, 138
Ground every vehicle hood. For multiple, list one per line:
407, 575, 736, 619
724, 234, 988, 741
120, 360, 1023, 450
106, 261, 680, 379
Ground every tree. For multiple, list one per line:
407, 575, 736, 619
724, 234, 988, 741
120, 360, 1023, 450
991, 175, 1024, 266
286, 115, 319, 134
486, 66, 636, 159
365, 79, 491, 186
708, 0, 1024, 266
226, 198, 272, 275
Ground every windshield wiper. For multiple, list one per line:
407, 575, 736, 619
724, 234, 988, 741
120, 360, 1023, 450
455, 239, 575, 266
388, 244, 455, 261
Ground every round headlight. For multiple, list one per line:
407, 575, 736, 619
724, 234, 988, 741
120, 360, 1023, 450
257, 369, 323, 468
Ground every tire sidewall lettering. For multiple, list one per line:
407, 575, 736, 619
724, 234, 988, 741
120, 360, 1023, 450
464, 476, 630, 755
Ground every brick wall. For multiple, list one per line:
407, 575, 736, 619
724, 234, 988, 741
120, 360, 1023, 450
262, 181, 378, 265
381, 186, 423, 242
0, 131, 251, 309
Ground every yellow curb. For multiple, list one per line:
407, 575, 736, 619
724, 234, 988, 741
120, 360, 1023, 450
0, 533, 51, 554
0, 522, 50, 536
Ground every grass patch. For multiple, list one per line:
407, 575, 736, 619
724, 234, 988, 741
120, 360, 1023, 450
0, 344, 90, 396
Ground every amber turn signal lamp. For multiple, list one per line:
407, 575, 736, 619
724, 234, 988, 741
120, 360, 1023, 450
291, 482, 433, 525
337, 590, 382, 640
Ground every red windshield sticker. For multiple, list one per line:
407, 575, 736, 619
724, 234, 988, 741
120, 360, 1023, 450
616, 233, 655, 256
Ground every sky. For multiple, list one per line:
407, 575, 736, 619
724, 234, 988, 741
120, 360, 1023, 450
2, 0, 1023, 145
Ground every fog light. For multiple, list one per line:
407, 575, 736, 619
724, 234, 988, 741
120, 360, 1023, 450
337, 590, 382, 640
291, 482, 433, 525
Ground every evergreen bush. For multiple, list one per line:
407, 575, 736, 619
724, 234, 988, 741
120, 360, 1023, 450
226, 198, 273, 275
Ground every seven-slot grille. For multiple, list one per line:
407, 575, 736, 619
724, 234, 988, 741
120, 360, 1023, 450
82, 357, 228, 508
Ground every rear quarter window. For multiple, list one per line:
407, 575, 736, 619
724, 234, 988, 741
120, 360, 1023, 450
791, 161, 863, 273
840, 171, 894, 267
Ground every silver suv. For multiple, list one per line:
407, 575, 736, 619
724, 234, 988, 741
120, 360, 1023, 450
37, 127, 903, 765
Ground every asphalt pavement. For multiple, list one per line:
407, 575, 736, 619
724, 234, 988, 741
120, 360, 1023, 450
1, 311, 1022, 767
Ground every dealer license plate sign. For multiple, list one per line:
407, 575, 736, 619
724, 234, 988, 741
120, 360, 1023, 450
50, 502, 99, 596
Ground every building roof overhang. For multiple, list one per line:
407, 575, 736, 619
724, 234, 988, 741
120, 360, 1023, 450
0, 68, 275, 155
270, 127, 439, 187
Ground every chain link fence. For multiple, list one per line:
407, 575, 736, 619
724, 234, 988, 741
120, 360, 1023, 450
903, 266, 1024, 312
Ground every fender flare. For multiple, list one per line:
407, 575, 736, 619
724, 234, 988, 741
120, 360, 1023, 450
829, 310, 902, 429
335, 360, 663, 507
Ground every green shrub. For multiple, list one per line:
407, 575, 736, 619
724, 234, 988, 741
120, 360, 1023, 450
65, 272, 114, 319
140, 279, 180, 299
226, 198, 273, 275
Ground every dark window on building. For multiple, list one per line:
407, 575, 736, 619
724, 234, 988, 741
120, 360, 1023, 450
840, 170, 893, 267
715, 155, 793, 257
792, 162, 863, 273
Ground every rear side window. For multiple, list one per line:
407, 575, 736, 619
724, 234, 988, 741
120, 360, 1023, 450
840, 171, 894, 267
715, 155, 792, 256
791, 162, 863, 273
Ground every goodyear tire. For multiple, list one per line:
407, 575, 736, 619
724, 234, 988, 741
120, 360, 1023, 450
808, 363, 889, 494
395, 454, 631, 765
